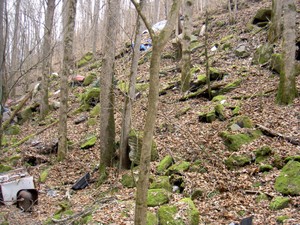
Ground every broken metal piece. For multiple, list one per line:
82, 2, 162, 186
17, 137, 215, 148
17, 189, 38, 212
71, 172, 90, 190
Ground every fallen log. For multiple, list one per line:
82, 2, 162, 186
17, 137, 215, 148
256, 124, 300, 146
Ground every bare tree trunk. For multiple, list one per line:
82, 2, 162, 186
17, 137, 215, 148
10, 0, 21, 98
205, 8, 211, 100
0, 0, 5, 150
153, 0, 160, 23
119, 0, 144, 170
131, 0, 182, 224
40, 0, 55, 120
276, 0, 297, 105
92, 0, 100, 56
57, 0, 77, 161
181, 0, 193, 93
268, 0, 282, 43
99, 0, 120, 180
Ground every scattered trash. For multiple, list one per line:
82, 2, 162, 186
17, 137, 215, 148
71, 172, 90, 190
152, 20, 167, 32
211, 46, 218, 52
229, 216, 253, 225
0, 168, 38, 211
46, 189, 57, 197
140, 43, 152, 51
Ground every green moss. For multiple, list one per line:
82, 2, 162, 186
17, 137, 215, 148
256, 193, 269, 202
220, 130, 262, 151
276, 215, 289, 223
5, 125, 20, 135
166, 161, 190, 175
191, 189, 203, 200
80, 135, 97, 149
18, 107, 33, 124
219, 79, 242, 94
252, 44, 273, 65
255, 146, 273, 163
157, 155, 173, 174
0, 164, 12, 173
147, 189, 170, 207
117, 81, 129, 93
121, 173, 136, 188
150, 176, 172, 191
232, 106, 240, 116
212, 95, 226, 102
190, 66, 201, 75
90, 104, 100, 117
284, 155, 300, 163
147, 212, 158, 225
40, 167, 50, 183
83, 72, 97, 86
231, 116, 253, 128
270, 53, 283, 74
225, 154, 252, 169
215, 104, 225, 121
190, 41, 202, 53
259, 164, 273, 172
180, 198, 200, 225
274, 161, 300, 195
273, 154, 285, 169
198, 110, 217, 123
89, 61, 102, 70
77, 52, 93, 68
158, 205, 183, 225
209, 67, 224, 80
270, 196, 290, 210
87, 118, 97, 127
84, 88, 100, 106
136, 83, 149, 92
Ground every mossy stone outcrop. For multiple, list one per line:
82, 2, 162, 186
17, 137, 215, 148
209, 67, 224, 80
90, 104, 100, 118
212, 95, 226, 102
270, 196, 290, 210
5, 125, 20, 135
225, 154, 252, 169
150, 176, 172, 191
157, 155, 173, 174
230, 116, 253, 128
270, 53, 283, 74
274, 161, 300, 195
219, 79, 242, 95
83, 72, 97, 86
121, 173, 136, 188
79, 88, 100, 112
253, 44, 273, 65
80, 135, 97, 149
147, 189, 170, 207
220, 130, 262, 151
259, 164, 273, 172
284, 155, 300, 163
215, 104, 226, 121
0, 164, 12, 173
128, 130, 158, 165
198, 110, 216, 123
157, 198, 199, 225
251, 8, 272, 27
147, 212, 158, 225
18, 106, 33, 124
255, 146, 273, 163
77, 52, 93, 68
166, 161, 190, 175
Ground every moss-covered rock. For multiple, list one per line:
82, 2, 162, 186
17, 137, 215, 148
215, 104, 226, 121
147, 189, 170, 207
234, 45, 250, 58
270, 53, 283, 74
39, 167, 50, 183
18, 106, 33, 124
77, 52, 93, 68
157, 198, 199, 225
90, 104, 100, 117
198, 110, 216, 123
80, 135, 97, 149
253, 44, 273, 65
87, 118, 97, 127
259, 164, 273, 172
276, 215, 289, 223
284, 155, 300, 163
121, 173, 136, 188
128, 130, 158, 165
5, 125, 20, 135
251, 8, 272, 27
255, 193, 269, 203
220, 130, 262, 151
83, 72, 97, 86
166, 161, 190, 175
219, 79, 242, 94
147, 212, 158, 225
78, 88, 100, 112
209, 67, 224, 80
191, 189, 203, 200
270, 196, 290, 210
225, 154, 252, 169
230, 116, 253, 128
212, 95, 226, 102
157, 155, 173, 174
150, 176, 172, 191
274, 161, 300, 195
232, 106, 240, 116
0, 164, 12, 173
255, 146, 273, 163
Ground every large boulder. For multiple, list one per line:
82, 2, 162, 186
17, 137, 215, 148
128, 130, 158, 165
225, 154, 252, 170
253, 44, 273, 65
147, 189, 170, 207
251, 8, 272, 27
274, 160, 300, 195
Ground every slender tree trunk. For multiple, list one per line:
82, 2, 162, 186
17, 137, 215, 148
205, 8, 211, 100
57, 0, 77, 161
99, 0, 120, 174
181, 0, 193, 93
40, 0, 55, 120
268, 0, 282, 43
119, 0, 144, 170
92, 0, 100, 56
0, 0, 5, 150
10, 0, 21, 98
130, 1, 182, 223
276, 0, 297, 105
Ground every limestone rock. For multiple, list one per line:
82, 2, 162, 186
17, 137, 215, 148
270, 196, 290, 210
147, 189, 170, 207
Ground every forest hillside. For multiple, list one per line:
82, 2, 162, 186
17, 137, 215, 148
0, 0, 300, 224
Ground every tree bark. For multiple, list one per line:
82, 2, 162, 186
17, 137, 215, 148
268, 0, 282, 43
0, 0, 5, 150
57, 0, 77, 161
276, 0, 297, 105
99, 0, 120, 168
40, 0, 55, 120
130, 1, 182, 224
181, 0, 193, 93
92, 0, 100, 56
119, 0, 144, 170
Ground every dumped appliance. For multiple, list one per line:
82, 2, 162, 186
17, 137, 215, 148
0, 168, 38, 211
